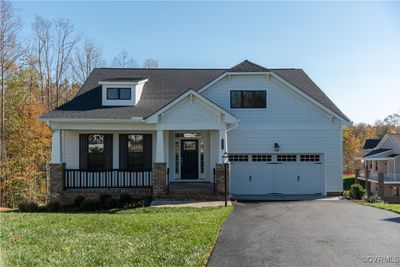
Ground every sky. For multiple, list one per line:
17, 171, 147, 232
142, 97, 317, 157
11, 1, 400, 124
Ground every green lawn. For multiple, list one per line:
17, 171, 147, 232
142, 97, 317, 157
0, 206, 233, 267
360, 202, 400, 214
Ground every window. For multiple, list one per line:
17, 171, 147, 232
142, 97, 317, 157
200, 142, 205, 174
107, 88, 131, 100
230, 90, 266, 108
300, 154, 320, 162
229, 154, 249, 162
252, 154, 272, 162
88, 134, 105, 169
277, 154, 297, 162
127, 135, 144, 170
175, 141, 180, 174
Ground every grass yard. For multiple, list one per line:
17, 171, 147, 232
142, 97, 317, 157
360, 202, 400, 214
0, 206, 233, 267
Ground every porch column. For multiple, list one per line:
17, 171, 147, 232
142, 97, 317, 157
51, 129, 62, 163
218, 129, 227, 163
156, 130, 164, 162
378, 172, 384, 198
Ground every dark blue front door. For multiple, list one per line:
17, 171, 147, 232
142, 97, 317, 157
181, 140, 199, 179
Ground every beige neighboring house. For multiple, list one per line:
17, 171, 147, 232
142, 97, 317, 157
357, 134, 400, 201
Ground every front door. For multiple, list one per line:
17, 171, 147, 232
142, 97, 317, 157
181, 140, 199, 179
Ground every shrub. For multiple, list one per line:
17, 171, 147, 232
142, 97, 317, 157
365, 195, 383, 203
73, 195, 85, 207
18, 201, 39, 212
350, 184, 365, 200
99, 194, 112, 205
104, 197, 121, 209
80, 199, 100, 211
47, 202, 61, 212
343, 190, 351, 200
119, 193, 132, 206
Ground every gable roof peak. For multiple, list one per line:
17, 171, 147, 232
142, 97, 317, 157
228, 60, 270, 73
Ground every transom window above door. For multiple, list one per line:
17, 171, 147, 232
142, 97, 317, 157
107, 88, 131, 100
230, 90, 266, 108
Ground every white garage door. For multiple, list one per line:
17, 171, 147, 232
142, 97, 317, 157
230, 154, 323, 195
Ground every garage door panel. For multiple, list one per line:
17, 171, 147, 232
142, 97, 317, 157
299, 163, 322, 194
272, 163, 299, 194
230, 163, 251, 195
230, 154, 323, 196
250, 163, 273, 194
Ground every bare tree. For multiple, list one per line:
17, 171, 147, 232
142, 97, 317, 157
71, 38, 104, 84
31, 16, 53, 107
111, 49, 137, 68
143, 58, 159, 68
0, 0, 22, 161
53, 18, 79, 107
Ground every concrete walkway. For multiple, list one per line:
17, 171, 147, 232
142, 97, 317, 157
150, 200, 232, 208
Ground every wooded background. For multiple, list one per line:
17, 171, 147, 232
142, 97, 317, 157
0, 0, 399, 207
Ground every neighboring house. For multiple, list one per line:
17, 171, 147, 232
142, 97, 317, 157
40, 60, 350, 203
357, 134, 400, 200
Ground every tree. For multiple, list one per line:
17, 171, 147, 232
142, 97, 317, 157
0, 0, 22, 161
111, 49, 137, 68
30, 16, 53, 108
143, 58, 159, 68
53, 18, 79, 107
71, 38, 104, 84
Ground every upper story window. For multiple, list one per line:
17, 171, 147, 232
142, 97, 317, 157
107, 88, 131, 100
230, 90, 266, 108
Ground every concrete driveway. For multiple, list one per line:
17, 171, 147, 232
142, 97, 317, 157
208, 200, 400, 267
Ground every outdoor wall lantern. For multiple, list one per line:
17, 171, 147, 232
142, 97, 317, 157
274, 143, 280, 152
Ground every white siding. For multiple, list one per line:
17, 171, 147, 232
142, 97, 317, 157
202, 75, 335, 128
160, 96, 220, 125
202, 74, 344, 194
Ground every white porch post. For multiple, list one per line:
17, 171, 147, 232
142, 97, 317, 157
218, 128, 227, 163
51, 129, 62, 163
156, 130, 165, 162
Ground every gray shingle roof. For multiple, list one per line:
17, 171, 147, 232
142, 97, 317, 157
363, 139, 381, 150
41, 60, 349, 121
363, 149, 392, 158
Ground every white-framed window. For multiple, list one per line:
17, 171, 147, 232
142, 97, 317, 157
252, 154, 272, 162
300, 154, 320, 162
229, 154, 249, 162
277, 154, 297, 162
107, 88, 131, 100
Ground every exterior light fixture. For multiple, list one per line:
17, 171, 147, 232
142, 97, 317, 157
274, 143, 280, 152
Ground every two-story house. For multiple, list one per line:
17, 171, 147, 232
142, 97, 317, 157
357, 134, 400, 199
40, 60, 350, 203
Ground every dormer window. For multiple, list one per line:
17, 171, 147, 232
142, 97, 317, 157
107, 88, 131, 100
99, 78, 148, 106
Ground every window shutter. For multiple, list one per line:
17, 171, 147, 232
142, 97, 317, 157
79, 134, 88, 169
119, 134, 128, 169
144, 134, 152, 170
104, 134, 113, 169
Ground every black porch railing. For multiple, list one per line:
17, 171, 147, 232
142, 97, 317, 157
63, 169, 152, 189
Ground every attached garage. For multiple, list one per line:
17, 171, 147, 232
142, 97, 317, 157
230, 154, 323, 196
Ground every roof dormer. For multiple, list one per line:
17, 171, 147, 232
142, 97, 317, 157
99, 78, 148, 106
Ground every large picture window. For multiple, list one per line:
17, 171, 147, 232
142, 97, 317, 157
230, 90, 266, 108
127, 135, 145, 171
107, 88, 131, 100
119, 134, 152, 171
87, 134, 105, 169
